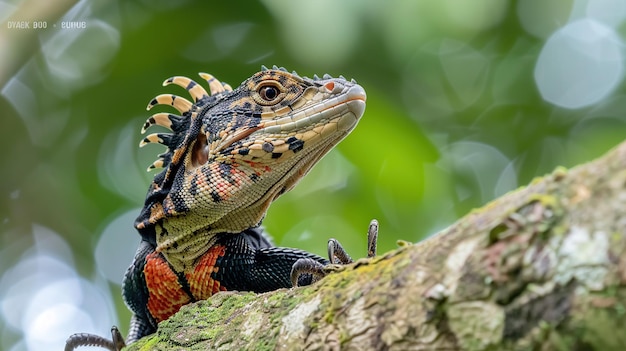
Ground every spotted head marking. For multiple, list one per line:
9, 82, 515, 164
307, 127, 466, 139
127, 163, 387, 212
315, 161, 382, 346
135, 66, 366, 261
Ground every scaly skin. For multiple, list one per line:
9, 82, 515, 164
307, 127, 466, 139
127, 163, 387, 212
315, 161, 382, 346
65, 66, 366, 350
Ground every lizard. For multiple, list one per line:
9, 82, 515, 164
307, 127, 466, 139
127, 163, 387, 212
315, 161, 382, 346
65, 66, 370, 350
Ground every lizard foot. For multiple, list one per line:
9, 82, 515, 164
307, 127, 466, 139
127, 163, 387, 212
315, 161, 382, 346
65, 326, 125, 351
290, 219, 379, 287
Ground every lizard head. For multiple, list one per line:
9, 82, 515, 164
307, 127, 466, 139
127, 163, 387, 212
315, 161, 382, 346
135, 66, 366, 246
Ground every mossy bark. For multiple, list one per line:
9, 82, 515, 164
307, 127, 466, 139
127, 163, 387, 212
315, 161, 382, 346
126, 140, 626, 351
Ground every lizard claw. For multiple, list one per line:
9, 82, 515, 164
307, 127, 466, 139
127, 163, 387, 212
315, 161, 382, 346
290, 219, 379, 287
290, 258, 327, 287
367, 219, 378, 258
328, 238, 353, 264
111, 326, 126, 351
328, 219, 378, 263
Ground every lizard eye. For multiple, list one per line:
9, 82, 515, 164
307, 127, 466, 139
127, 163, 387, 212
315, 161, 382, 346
254, 82, 285, 105
259, 85, 279, 101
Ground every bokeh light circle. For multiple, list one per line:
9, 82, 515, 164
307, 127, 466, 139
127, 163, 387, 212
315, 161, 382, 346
534, 19, 624, 109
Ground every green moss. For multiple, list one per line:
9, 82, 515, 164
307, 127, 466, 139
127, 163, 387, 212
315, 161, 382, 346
265, 289, 297, 311
202, 323, 223, 340
526, 193, 559, 209
338, 330, 349, 345
552, 166, 569, 179
251, 338, 279, 351
221, 291, 257, 310
265, 290, 284, 304
137, 336, 160, 351
323, 310, 335, 324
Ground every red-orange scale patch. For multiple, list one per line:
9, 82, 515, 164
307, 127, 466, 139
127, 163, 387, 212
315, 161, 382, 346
144, 252, 191, 322
185, 244, 227, 300
143, 245, 228, 322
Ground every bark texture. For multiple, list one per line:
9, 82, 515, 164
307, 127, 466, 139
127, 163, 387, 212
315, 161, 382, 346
126, 140, 626, 351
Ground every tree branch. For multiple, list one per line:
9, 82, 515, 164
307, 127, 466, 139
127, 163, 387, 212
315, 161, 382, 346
126, 140, 626, 351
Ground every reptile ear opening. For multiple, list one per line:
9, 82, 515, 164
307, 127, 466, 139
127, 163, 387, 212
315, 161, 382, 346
191, 133, 209, 167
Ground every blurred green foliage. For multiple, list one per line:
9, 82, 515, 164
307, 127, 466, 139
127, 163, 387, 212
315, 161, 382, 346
3, 0, 626, 349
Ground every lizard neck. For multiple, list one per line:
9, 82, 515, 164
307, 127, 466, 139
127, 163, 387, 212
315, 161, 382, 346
155, 220, 221, 273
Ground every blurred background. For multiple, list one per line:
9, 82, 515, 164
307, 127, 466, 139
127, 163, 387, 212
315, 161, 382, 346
1, 0, 626, 350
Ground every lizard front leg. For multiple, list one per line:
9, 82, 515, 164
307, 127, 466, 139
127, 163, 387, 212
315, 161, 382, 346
212, 231, 329, 292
